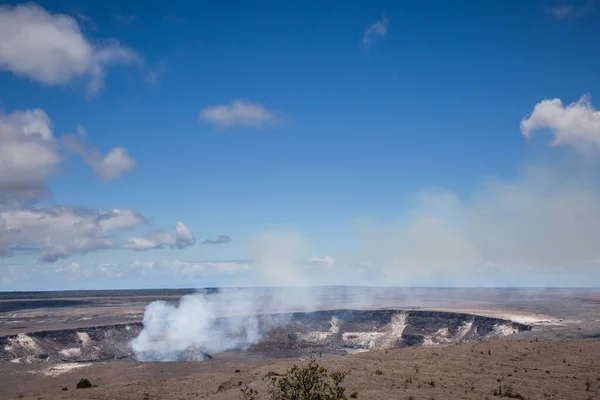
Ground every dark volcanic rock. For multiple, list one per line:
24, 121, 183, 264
0, 309, 531, 363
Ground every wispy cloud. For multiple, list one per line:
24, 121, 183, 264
202, 235, 232, 245
145, 61, 168, 85
361, 17, 388, 51
61, 125, 137, 180
199, 100, 277, 129
309, 256, 335, 266
125, 222, 196, 251
546, 0, 594, 19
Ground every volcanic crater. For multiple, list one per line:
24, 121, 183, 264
1, 309, 530, 363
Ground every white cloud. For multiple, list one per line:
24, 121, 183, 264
125, 222, 196, 251
361, 17, 388, 51
521, 95, 600, 149
0, 106, 189, 262
98, 209, 144, 230
165, 260, 249, 276
91, 146, 136, 180
0, 207, 117, 262
0, 110, 135, 200
0, 3, 141, 95
199, 100, 277, 129
125, 235, 165, 251
309, 256, 335, 266
62, 129, 136, 180
0, 207, 194, 261
175, 222, 196, 248
0, 109, 60, 200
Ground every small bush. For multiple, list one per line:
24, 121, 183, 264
266, 359, 350, 400
492, 384, 525, 399
374, 369, 384, 375
350, 391, 358, 398
585, 377, 591, 391
76, 378, 94, 389
240, 385, 258, 400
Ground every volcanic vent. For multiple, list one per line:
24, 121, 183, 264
1, 309, 530, 363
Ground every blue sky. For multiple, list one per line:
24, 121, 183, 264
1, 0, 600, 290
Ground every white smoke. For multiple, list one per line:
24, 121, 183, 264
131, 286, 326, 361
132, 290, 261, 361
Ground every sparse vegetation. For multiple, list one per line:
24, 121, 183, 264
264, 359, 351, 400
76, 378, 94, 389
240, 385, 258, 400
492, 384, 525, 399
585, 377, 591, 391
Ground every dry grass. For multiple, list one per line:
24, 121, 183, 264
1, 339, 600, 399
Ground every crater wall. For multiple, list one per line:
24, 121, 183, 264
0, 309, 530, 363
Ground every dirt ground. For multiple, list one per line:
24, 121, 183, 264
2, 338, 599, 400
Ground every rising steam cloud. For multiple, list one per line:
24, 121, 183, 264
132, 96, 600, 360
131, 287, 328, 361
131, 290, 261, 361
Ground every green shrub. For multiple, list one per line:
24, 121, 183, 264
76, 378, 94, 389
266, 359, 350, 400
240, 385, 258, 400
